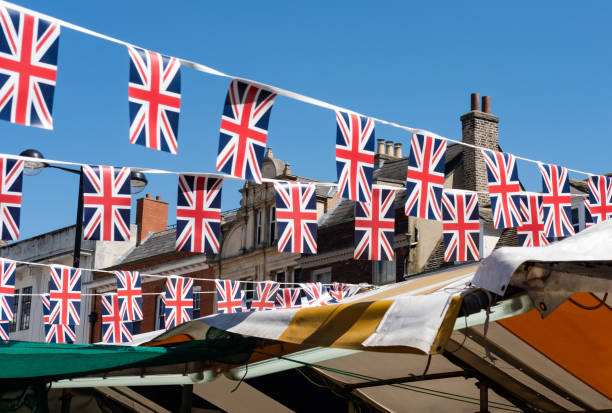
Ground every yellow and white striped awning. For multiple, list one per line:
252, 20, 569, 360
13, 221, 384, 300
149, 264, 478, 355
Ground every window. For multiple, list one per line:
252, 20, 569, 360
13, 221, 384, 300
256, 210, 263, 246
19, 287, 32, 330
193, 286, 201, 319
243, 279, 254, 308
155, 295, 165, 330
269, 206, 276, 245
373, 260, 396, 285
275, 271, 285, 283
9, 289, 18, 333
131, 321, 141, 335
311, 268, 331, 284
572, 207, 580, 234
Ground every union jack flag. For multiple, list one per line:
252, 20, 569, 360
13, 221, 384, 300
275, 182, 317, 254
176, 175, 222, 254
405, 134, 446, 220
115, 271, 142, 321
275, 288, 302, 310
250, 281, 279, 311
0, 6, 59, 129
101, 294, 132, 344
517, 193, 548, 247
45, 323, 76, 344
538, 163, 574, 238
482, 150, 522, 229
128, 46, 181, 154
48, 265, 81, 325
329, 282, 351, 302
82, 165, 132, 241
42, 293, 76, 344
442, 191, 480, 262
164, 276, 193, 329
215, 279, 245, 314
0, 322, 7, 340
216, 80, 277, 183
42, 293, 50, 323
354, 188, 395, 261
0, 157, 23, 241
300, 282, 335, 306
0, 258, 15, 322
586, 175, 612, 225
335, 111, 375, 203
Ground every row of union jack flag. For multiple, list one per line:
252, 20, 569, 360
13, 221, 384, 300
214, 279, 356, 314
404, 134, 607, 245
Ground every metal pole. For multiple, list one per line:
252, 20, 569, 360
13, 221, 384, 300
179, 384, 193, 413
477, 381, 489, 413
73, 170, 83, 269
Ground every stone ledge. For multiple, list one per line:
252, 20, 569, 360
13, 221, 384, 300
460, 110, 499, 123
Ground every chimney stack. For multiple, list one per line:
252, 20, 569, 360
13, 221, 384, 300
385, 140, 394, 156
461, 93, 499, 207
394, 143, 402, 158
377, 139, 385, 155
136, 194, 169, 244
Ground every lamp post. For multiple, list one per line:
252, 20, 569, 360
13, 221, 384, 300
19, 149, 148, 268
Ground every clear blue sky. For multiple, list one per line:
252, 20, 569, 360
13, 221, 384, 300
3, 0, 611, 240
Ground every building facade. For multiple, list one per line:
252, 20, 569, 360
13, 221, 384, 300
0, 224, 137, 343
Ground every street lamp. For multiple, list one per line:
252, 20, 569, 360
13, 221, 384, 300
19, 149, 148, 267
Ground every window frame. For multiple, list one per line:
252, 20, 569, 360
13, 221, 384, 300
269, 205, 277, 245
155, 294, 166, 330
372, 260, 396, 286
9, 288, 19, 333
255, 209, 263, 246
19, 286, 32, 331
193, 286, 201, 319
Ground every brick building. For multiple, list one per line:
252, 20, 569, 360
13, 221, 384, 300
88, 194, 215, 341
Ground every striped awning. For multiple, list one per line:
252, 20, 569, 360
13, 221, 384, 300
149, 264, 478, 355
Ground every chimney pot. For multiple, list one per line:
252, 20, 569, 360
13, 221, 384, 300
376, 139, 385, 155
155, 195, 161, 201
482, 96, 491, 113
145, 193, 151, 199
394, 143, 402, 158
385, 140, 394, 156
471, 93, 480, 111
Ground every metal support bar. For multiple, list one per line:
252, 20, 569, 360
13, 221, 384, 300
343, 371, 471, 390
179, 384, 193, 413
476, 381, 489, 413
73, 170, 84, 269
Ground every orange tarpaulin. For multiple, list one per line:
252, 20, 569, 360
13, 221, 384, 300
499, 293, 612, 400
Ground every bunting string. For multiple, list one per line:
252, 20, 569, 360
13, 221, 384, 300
0, 152, 590, 198
0, 0, 595, 178
6, 258, 366, 289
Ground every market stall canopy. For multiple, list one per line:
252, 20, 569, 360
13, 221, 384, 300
148, 264, 478, 355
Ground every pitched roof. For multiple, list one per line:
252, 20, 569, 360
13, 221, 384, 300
120, 228, 177, 264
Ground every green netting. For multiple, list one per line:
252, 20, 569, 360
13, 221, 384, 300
0, 333, 255, 380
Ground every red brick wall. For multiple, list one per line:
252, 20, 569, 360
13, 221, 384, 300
91, 259, 215, 343
136, 194, 168, 243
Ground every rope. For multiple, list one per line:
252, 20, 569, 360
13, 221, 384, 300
568, 293, 608, 310
5, 258, 364, 289
251, 350, 521, 411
